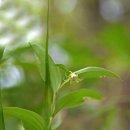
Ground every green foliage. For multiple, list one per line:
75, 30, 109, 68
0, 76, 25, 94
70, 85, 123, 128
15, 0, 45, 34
0, 48, 4, 61
0, 91, 5, 130
74, 67, 118, 78
54, 89, 103, 115
3, 107, 46, 130
29, 42, 117, 130
0, 1, 119, 130
0, 47, 5, 130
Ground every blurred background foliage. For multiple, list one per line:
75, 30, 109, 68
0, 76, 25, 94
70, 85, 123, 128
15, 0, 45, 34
0, 0, 130, 130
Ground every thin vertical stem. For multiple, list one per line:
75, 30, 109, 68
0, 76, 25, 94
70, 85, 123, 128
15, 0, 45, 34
45, 0, 49, 58
0, 71, 5, 130
44, 0, 52, 129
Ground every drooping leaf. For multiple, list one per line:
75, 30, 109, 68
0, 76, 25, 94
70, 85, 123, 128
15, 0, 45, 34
54, 89, 103, 115
74, 67, 118, 78
3, 107, 46, 130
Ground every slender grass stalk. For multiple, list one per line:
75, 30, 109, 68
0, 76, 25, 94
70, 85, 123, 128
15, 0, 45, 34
44, 0, 52, 129
0, 75, 5, 130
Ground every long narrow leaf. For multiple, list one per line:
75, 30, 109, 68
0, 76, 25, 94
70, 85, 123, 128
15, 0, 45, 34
74, 67, 118, 78
3, 107, 46, 130
54, 89, 103, 115
0, 47, 5, 130
0, 89, 5, 130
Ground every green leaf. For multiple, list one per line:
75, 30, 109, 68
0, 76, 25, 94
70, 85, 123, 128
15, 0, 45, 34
74, 67, 118, 78
0, 47, 4, 61
3, 107, 46, 130
0, 90, 5, 130
56, 64, 71, 81
0, 47, 5, 64
0, 47, 5, 130
1, 45, 32, 64
49, 58, 62, 92
30, 44, 62, 92
56, 64, 70, 75
54, 89, 103, 115
30, 44, 46, 81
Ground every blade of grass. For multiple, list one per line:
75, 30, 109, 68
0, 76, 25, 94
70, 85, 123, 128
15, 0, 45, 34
0, 88, 5, 130
44, 0, 52, 129
45, 0, 50, 95
0, 47, 5, 130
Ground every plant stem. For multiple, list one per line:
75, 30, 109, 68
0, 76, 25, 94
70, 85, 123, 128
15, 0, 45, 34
52, 93, 56, 114
44, 0, 53, 129
0, 72, 5, 130
48, 93, 56, 130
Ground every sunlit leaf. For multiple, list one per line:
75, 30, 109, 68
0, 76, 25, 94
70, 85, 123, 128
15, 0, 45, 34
3, 107, 46, 130
54, 89, 103, 115
74, 67, 118, 78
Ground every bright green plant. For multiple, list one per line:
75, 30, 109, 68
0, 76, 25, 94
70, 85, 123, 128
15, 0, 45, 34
0, 0, 118, 130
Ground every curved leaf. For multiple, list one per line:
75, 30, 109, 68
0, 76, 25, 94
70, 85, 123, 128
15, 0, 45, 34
54, 89, 103, 115
74, 67, 118, 78
3, 107, 45, 130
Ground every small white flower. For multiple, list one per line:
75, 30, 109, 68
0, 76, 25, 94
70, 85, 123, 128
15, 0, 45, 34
70, 72, 77, 78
